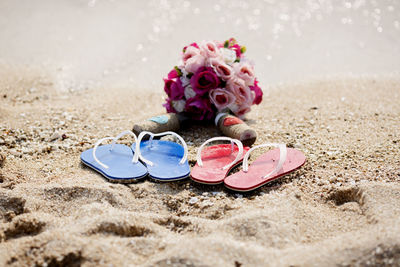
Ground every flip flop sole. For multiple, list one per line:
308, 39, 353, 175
133, 140, 190, 181
190, 178, 224, 185
190, 160, 245, 185
224, 164, 305, 192
80, 144, 148, 182
149, 173, 190, 182
224, 148, 306, 192
191, 144, 250, 184
80, 160, 147, 183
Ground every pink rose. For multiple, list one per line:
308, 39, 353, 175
190, 67, 220, 95
182, 46, 205, 74
249, 78, 263, 105
209, 58, 233, 81
226, 78, 254, 105
185, 54, 206, 74
233, 62, 255, 86
183, 42, 199, 52
227, 78, 254, 118
209, 88, 236, 111
182, 46, 200, 64
229, 102, 251, 118
164, 73, 184, 101
185, 96, 214, 120
200, 41, 221, 58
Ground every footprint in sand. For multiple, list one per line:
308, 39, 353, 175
43, 185, 121, 207
0, 191, 26, 222
153, 216, 195, 234
87, 220, 152, 238
327, 186, 365, 214
0, 215, 46, 241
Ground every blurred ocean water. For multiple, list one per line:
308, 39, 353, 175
0, 0, 399, 91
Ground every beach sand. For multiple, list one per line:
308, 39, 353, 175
0, 65, 399, 266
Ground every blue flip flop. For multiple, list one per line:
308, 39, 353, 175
80, 130, 148, 183
133, 131, 190, 181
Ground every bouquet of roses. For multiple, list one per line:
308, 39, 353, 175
163, 38, 263, 120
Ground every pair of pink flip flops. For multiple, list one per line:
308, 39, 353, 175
191, 137, 306, 192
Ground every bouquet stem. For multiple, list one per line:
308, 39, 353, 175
215, 113, 257, 146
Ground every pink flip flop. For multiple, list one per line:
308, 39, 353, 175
191, 137, 250, 185
224, 143, 306, 192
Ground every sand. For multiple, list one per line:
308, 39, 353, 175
0, 65, 399, 266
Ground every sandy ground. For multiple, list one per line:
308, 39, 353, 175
0, 65, 400, 266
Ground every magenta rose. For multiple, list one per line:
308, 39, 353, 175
209, 88, 235, 111
183, 42, 199, 52
190, 67, 220, 95
249, 78, 263, 105
163, 98, 176, 113
230, 43, 242, 58
185, 96, 214, 120
164, 71, 184, 101
167, 69, 178, 79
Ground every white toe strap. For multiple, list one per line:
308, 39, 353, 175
243, 143, 287, 179
197, 137, 244, 170
93, 130, 140, 169
93, 137, 115, 169
111, 130, 140, 164
136, 131, 188, 167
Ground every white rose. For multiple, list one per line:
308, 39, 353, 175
172, 100, 186, 113
180, 76, 190, 87
184, 85, 197, 99
181, 68, 189, 77
220, 48, 237, 65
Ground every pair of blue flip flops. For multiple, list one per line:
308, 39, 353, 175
80, 130, 190, 182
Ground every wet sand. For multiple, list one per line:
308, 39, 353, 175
0, 65, 399, 266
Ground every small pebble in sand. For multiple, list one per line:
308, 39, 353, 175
188, 197, 199, 205
200, 200, 214, 209
50, 131, 61, 141
0, 153, 5, 167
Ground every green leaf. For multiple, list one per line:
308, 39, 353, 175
224, 40, 229, 48
240, 46, 246, 54
234, 58, 240, 63
174, 66, 183, 76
